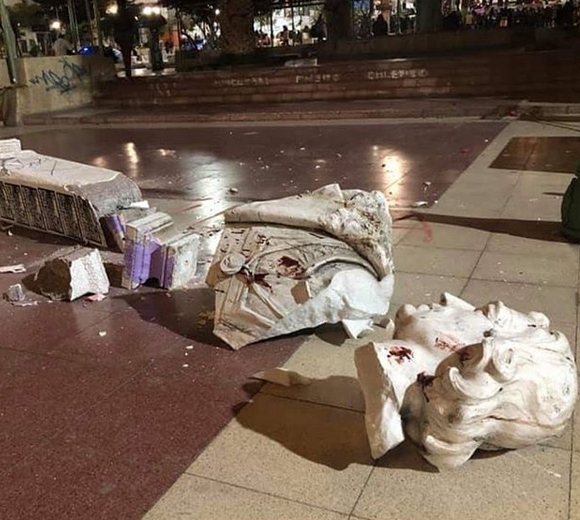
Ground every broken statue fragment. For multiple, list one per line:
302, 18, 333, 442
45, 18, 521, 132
0, 138, 142, 246
35, 248, 110, 301
206, 184, 395, 349
355, 293, 578, 470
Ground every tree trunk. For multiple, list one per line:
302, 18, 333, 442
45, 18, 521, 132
324, 0, 354, 41
218, 0, 255, 55
416, 0, 442, 32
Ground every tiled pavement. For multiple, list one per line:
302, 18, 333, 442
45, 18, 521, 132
1, 118, 579, 519
144, 120, 580, 520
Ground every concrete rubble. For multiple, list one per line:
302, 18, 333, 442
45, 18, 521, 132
0, 264, 25, 274
103, 206, 156, 252
122, 211, 200, 290
355, 293, 578, 470
4, 283, 24, 302
206, 184, 395, 350
35, 248, 110, 301
0, 138, 142, 247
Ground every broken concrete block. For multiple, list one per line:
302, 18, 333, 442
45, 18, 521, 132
207, 184, 395, 350
4, 283, 24, 302
0, 138, 142, 246
103, 206, 156, 252
122, 211, 199, 290
355, 294, 578, 470
35, 248, 110, 301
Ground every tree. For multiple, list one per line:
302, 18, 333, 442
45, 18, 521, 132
324, 0, 353, 41
160, 0, 271, 55
9, 1, 48, 32
217, 0, 254, 54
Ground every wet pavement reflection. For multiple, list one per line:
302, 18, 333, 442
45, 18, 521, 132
21, 122, 505, 216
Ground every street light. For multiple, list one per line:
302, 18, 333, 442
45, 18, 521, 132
50, 20, 62, 31
142, 5, 161, 16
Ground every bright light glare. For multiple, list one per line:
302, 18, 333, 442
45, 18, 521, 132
142, 5, 161, 15
50, 20, 61, 30
106, 4, 118, 14
382, 155, 404, 179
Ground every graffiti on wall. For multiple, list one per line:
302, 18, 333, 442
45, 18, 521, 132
29, 59, 89, 94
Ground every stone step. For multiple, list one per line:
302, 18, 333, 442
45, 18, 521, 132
94, 49, 580, 109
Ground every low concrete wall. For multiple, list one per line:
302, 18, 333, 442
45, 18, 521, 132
0, 55, 116, 125
318, 28, 535, 59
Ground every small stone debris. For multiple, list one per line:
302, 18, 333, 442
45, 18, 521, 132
182, 363, 189, 368
7, 229, 13, 236
5, 284, 24, 302
185, 345, 194, 350
423, 181, 432, 187
229, 187, 239, 194
0, 264, 26, 274
99, 331, 107, 337
85, 293, 106, 302
412, 201, 429, 208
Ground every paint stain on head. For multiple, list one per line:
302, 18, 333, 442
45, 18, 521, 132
387, 346, 413, 364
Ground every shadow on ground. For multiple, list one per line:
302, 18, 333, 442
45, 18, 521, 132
117, 285, 234, 349
411, 212, 570, 243
233, 378, 438, 473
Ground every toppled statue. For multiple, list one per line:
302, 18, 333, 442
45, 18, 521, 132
206, 184, 395, 349
355, 294, 578, 470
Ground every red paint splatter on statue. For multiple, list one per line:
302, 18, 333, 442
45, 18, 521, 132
388, 346, 414, 364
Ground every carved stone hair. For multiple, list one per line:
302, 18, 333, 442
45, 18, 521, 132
403, 327, 577, 470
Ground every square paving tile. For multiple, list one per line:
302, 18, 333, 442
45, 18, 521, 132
511, 171, 573, 198
571, 451, 580, 520
490, 136, 580, 174
188, 393, 373, 514
394, 245, 480, 278
259, 335, 365, 412
354, 444, 570, 520
143, 474, 347, 520
0, 300, 111, 355
460, 279, 578, 323
500, 195, 563, 222
432, 191, 511, 218
391, 273, 468, 307
0, 436, 179, 520
0, 349, 135, 472
472, 251, 579, 287
486, 234, 577, 257
399, 221, 490, 251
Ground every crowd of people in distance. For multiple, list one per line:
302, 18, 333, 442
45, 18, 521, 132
370, 0, 578, 36
443, 0, 578, 30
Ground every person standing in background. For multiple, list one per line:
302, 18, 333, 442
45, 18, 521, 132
53, 34, 72, 56
114, 0, 137, 78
